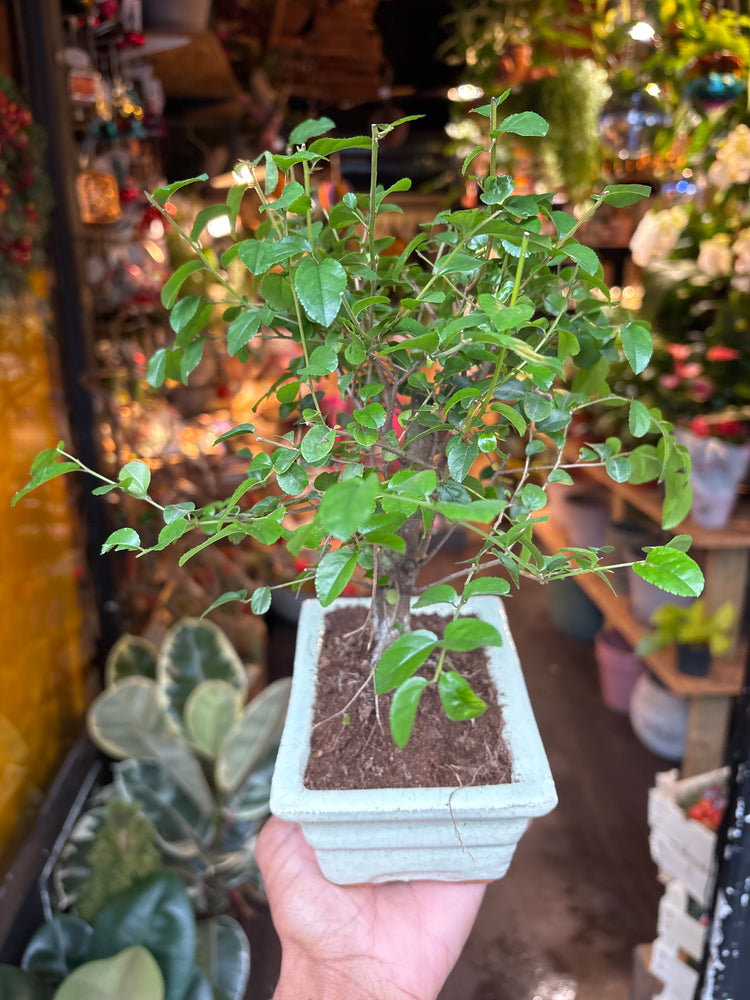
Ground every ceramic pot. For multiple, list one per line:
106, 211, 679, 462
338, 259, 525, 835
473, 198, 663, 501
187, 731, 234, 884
629, 572, 693, 626
629, 672, 688, 761
270, 596, 557, 884
675, 428, 750, 529
594, 627, 645, 713
558, 487, 611, 549
676, 643, 710, 678
546, 577, 603, 641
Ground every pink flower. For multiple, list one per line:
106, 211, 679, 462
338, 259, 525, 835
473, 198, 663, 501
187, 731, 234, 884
687, 377, 713, 402
675, 362, 703, 379
666, 343, 692, 360
689, 416, 711, 436
659, 373, 682, 390
706, 345, 741, 362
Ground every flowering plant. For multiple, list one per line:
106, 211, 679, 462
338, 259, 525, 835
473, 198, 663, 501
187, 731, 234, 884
628, 116, 750, 441
0, 77, 52, 295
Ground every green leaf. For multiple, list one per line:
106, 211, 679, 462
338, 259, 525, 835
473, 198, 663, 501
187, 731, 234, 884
289, 116, 335, 146
492, 401, 527, 436
523, 394, 553, 422
478, 295, 535, 332
202, 590, 249, 616
463, 578, 511, 599
191, 203, 232, 242
306, 345, 339, 376
169, 295, 202, 334
389, 677, 428, 749
563, 241, 599, 275
215, 678, 291, 794
499, 111, 548, 137
596, 183, 651, 207
441, 618, 503, 652
479, 174, 514, 205
438, 672, 488, 721
184, 680, 243, 759
0, 965, 49, 999
213, 423, 255, 445
413, 585, 458, 609
22, 913, 93, 988
180, 337, 205, 383
436, 498, 506, 522
629, 400, 652, 438
308, 135, 372, 156
157, 518, 192, 549
226, 182, 249, 233
227, 310, 262, 355
11, 460, 81, 505
194, 916, 250, 1000
52, 947, 165, 1000
105, 635, 158, 686
158, 618, 248, 718
621, 322, 653, 374
146, 349, 168, 388
161, 261, 205, 309
101, 528, 141, 554
294, 258, 347, 326
112, 758, 214, 858
251, 586, 272, 614
152, 175, 208, 204
119, 461, 151, 499
315, 548, 359, 606
374, 631, 438, 694
519, 483, 548, 510
276, 462, 309, 496
632, 547, 704, 598
88, 874, 195, 1000
317, 476, 379, 541
87, 680, 214, 815
605, 454, 631, 483
446, 437, 479, 483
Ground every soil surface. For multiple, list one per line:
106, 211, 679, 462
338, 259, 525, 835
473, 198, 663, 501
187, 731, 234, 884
304, 607, 513, 790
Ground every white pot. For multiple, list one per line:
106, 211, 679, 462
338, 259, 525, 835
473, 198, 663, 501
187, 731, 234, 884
675, 428, 750, 529
270, 596, 557, 884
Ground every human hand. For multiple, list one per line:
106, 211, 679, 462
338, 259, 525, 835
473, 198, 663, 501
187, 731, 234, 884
256, 816, 486, 1000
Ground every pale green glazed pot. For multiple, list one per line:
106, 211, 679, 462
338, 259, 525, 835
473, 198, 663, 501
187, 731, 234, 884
270, 595, 557, 884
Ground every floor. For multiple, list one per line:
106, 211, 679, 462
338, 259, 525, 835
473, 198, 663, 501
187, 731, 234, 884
261, 577, 671, 1000
438, 580, 666, 1000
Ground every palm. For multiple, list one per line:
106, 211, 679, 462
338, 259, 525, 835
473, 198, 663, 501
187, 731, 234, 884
257, 817, 485, 1000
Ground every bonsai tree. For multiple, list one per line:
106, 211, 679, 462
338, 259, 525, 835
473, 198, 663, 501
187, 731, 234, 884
14, 96, 703, 747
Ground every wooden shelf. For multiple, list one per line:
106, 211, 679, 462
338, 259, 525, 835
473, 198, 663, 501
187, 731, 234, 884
564, 444, 750, 550
535, 518, 744, 697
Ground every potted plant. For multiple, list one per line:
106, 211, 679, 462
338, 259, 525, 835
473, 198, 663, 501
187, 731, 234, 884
14, 96, 703, 883
635, 599, 735, 677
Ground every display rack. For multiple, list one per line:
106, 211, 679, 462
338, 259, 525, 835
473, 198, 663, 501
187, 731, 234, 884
535, 455, 749, 777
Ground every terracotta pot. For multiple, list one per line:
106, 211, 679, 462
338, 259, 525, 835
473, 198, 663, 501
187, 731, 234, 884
594, 627, 645, 713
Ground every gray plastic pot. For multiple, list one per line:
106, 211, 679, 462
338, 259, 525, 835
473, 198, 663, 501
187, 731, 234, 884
270, 596, 557, 884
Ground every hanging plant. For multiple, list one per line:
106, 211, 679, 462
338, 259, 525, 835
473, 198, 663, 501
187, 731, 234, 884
0, 76, 52, 296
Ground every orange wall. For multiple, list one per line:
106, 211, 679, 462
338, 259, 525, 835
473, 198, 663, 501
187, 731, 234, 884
0, 281, 93, 864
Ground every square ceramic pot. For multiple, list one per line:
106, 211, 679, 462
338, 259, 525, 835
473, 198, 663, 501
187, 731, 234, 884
270, 596, 557, 884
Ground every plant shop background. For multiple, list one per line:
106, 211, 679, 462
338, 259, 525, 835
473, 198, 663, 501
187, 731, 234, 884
4, 0, 750, 996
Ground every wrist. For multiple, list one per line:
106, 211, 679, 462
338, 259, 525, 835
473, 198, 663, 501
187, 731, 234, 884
272, 947, 408, 1000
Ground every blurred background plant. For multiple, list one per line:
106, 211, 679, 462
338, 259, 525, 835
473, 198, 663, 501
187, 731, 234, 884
0, 76, 52, 294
